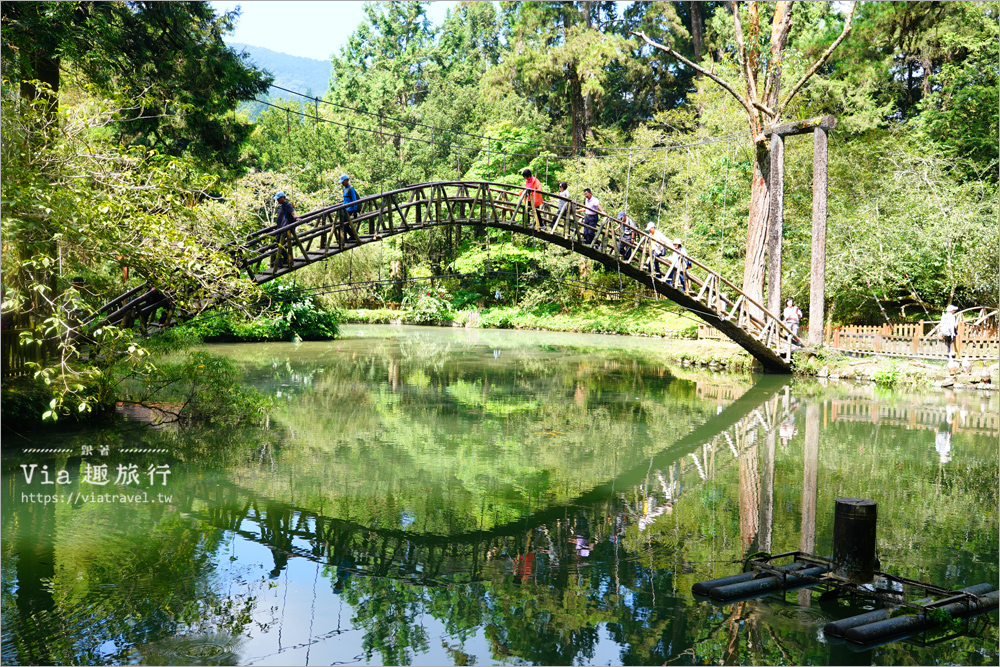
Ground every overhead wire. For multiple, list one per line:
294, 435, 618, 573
266, 83, 750, 155
253, 96, 747, 166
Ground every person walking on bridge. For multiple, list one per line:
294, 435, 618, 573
521, 168, 544, 228
782, 297, 803, 336
940, 304, 960, 358
644, 222, 669, 278
667, 238, 692, 291
552, 181, 571, 231
339, 175, 362, 243
617, 211, 637, 261
579, 188, 604, 245
521, 168, 544, 209
273, 191, 297, 268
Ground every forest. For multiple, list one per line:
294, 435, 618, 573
1, 1, 998, 420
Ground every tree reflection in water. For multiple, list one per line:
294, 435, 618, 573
2, 329, 997, 665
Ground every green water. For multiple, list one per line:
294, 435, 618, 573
2, 325, 997, 666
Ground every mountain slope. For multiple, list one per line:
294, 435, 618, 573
228, 42, 331, 99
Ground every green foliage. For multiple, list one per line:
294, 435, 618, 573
925, 605, 965, 633
148, 350, 273, 426
872, 364, 901, 388
181, 281, 341, 342
0, 376, 51, 427
402, 284, 453, 324
1, 1, 272, 172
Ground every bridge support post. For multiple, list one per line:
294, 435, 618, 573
809, 126, 829, 347
762, 116, 834, 348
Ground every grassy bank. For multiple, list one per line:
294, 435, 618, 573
343, 303, 1000, 389
344, 301, 700, 337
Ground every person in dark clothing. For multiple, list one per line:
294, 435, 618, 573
339, 174, 362, 243
617, 211, 637, 261
274, 191, 297, 268
578, 188, 603, 245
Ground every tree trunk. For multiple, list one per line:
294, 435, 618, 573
569, 68, 586, 153
690, 1, 704, 62
580, 1, 595, 152
921, 54, 933, 98
743, 142, 770, 316
808, 127, 829, 346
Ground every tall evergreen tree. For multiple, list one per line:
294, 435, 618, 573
1, 1, 272, 171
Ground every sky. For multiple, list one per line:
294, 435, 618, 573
210, 1, 460, 62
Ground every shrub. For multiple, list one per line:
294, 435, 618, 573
872, 364, 901, 388
402, 285, 452, 323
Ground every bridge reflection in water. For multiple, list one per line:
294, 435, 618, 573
3, 368, 997, 666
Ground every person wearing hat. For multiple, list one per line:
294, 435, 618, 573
273, 192, 297, 268
940, 304, 960, 358
274, 191, 297, 227
338, 175, 362, 243
617, 210, 638, 261
644, 221, 670, 278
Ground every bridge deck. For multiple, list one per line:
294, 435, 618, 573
94, 181, 799, 372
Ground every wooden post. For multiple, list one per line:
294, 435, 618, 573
808, 126, 828, 347
767, 133, 785, 317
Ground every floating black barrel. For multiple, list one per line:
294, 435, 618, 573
832, 498, 877, 583
823, 583, 996, 638
708, 565, 830, 601
844, 589, 1000, 645
692, 561, 808, 596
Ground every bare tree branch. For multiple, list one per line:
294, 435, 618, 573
763, 1, 794, 107
730, 1, 754, 103
777, 1, 857, 118
633, 30, 754, 117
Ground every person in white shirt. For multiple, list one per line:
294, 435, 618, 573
667, 238, 692, 290
644, 222, 670, 278
783, 297, 803, 336
579, 188, 604, 245
939, 304, 959, 358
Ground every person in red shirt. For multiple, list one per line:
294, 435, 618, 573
521, 168, 544, 210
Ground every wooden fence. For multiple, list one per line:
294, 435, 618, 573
823, 321, 999, 359
1, 328, 39, 379
698, 319, 998, 360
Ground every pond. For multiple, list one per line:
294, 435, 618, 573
2, 324, 997, 666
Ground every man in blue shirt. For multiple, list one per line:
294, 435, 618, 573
339, 174, 362, 243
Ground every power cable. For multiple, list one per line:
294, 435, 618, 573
254, 97, 746, 164
266, 83, 751, 155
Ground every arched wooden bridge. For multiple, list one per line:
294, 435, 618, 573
94, 181, 800, 372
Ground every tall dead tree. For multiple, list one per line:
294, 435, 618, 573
636, 2, 855, 316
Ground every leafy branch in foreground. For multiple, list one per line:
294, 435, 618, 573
1, 83, 265, 423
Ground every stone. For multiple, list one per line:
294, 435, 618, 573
940, 377, 955, 388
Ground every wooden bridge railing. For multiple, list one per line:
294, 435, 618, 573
93, 181, 800, 372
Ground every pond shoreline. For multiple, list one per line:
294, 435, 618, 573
341, 313, 1000, 390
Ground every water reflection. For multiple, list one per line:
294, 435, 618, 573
2, 326, 997, 665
